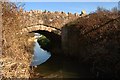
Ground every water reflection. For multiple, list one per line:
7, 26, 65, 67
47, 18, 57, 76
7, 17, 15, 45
30, 34, 51, 66
30, 33, 94, 78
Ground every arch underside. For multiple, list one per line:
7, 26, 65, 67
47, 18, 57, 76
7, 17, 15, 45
21, 24, 62, 53
31, 30, 61, 44
31, 30, 62, 55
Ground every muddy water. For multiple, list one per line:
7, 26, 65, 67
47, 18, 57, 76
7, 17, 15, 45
34, 55, 94, 78
31, 41, 95, 78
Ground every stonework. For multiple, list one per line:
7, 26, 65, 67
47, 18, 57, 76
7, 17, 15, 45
19, 10, 80, 32
21, 24, 61, 35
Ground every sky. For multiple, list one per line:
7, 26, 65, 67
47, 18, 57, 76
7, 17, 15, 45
9, 0, 120, 2
23, 2, 118, 14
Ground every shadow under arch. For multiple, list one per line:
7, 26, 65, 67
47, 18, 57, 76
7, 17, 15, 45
30, 30, 62, 55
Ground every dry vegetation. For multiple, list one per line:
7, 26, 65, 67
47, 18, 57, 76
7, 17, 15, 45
64, 9, 120, 78
1, 2, 34, 78
0, 2, 119, 79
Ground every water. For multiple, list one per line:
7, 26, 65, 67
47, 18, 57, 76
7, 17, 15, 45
33, 54, 95, 78
31, 34, 95, 78
30, 40, 51, 66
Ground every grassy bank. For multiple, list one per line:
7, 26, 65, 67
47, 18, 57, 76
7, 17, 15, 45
1, 2, 34, 78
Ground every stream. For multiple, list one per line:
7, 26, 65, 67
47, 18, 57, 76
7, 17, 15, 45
30, 34, 95, 78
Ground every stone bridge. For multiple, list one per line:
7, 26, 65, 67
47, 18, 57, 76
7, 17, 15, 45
21, 24, 61, 35
18, 9, 82, 46
19, 9, 80, 36
21, 24, 62, 44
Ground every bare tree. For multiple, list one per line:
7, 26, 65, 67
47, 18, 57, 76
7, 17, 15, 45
111, 7, 118, 13
96, 6, 109, 12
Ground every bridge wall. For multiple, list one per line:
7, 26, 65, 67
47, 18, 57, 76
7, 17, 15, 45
62, 26, 80, 57
19, 10, 80, 29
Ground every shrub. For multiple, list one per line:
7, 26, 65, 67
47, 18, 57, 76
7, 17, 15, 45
37, 35, 50, 51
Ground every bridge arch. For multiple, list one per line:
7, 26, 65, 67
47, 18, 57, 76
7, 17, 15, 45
21, 24, 61, 35
21, 24, 62, 52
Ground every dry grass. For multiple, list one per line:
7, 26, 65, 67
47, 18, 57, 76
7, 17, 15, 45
1, 2, 34, 78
